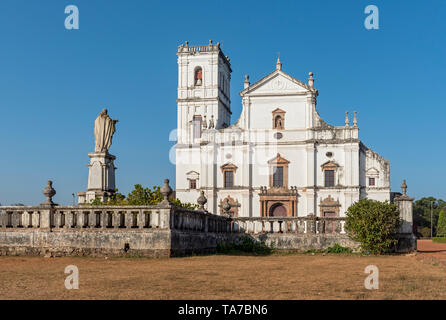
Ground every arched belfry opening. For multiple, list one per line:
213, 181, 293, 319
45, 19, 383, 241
194, 67, 203, 86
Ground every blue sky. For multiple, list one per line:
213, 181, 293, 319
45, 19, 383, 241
0, 0, 444, 205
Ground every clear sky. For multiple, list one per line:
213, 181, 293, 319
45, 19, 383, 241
0, 0, 444, 205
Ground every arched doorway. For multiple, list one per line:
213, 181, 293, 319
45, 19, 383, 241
269, 203, 287, 217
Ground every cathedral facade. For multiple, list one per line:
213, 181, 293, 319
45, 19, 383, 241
175, 41, 390, 218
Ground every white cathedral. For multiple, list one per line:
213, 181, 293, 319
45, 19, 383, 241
175, 41, 390, 218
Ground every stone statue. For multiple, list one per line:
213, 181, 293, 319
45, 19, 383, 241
208, 115, 215, 129
94, 109, 118, 153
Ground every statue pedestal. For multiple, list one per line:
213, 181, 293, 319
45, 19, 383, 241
77, 152, 117, 204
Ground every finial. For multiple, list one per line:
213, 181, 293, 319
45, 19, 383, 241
185, 41, 189, 47
401, 180, 407, 195
308, 72, 314, 88
197, 191, 207, 211
209, 40, 213, 45
276, 55, 282, 71
160, 179, 173, 203
41, 180, 56, 207
353, 111, 358, 127
244, 75, 250, 89
222, 198, 232, 217
345, 112, 349, 127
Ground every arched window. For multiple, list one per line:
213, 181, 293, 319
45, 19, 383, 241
194, 67, 202, 86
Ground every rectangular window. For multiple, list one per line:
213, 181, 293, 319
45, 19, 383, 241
224, 171, 234, 188
193, 116, 202, 139
189, 179, 197, 189
324, 170, 335, 187
369, 177, 375, 186
273, 166, 284, 187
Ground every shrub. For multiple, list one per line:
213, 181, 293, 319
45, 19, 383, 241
88, 184, 198, 209
217, 237, 273, 255
345, 199, 402, 254
305, 244, 353, 254
433, 237, 446, 243
418, 226, 432, 238
436, 210, 446, 237
325, 244, 353, 253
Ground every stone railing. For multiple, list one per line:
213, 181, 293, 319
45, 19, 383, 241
232, 216, 346, 235
172, 207, 231, 233
0, 205, 171, 230
0, 205, 234, 232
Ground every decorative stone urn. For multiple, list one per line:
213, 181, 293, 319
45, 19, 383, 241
197, 191, 207, 211
41, 180, 56, 206
160, 179, 173, 203
222, 198, 232, 217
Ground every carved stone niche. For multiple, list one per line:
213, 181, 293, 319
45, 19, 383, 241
272, 108, 286, 130
319, 195, 341, 217
218, 195, 240, 217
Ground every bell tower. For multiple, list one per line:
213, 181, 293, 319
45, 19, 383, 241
176, 40, 232, 144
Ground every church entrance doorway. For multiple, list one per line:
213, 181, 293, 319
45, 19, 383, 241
270, 204, 287, 217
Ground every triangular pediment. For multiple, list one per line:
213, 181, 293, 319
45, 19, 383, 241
268, 153, 290, 164
240, 70, 316, 96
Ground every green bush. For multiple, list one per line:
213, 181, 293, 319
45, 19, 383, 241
89, 184, 198, 209
432, 237, 446, 243
418, 226, 432, 238
217, 237, 273, 255
436, 210, 446, 237
305, 244, 352, 254
325, 244, 353, 253
345, 199, 402, 254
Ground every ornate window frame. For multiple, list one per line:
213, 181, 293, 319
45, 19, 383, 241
186, 171, 199, 190
272, 108, 286, 130
321, 160, 339, 187
366, 168, 379, 187
268, 153, 290, 189
221, 163, 238, 188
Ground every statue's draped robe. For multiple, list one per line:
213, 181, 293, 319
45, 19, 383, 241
94, 113, 116, 153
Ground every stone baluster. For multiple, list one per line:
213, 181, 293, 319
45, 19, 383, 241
136, 210, 144, 229
112, 210, 120, 228
22, 211, 29, 228
53, 211, 60, 229
124, 211, 131, 228
272, 221, 280, 233
99, 211, 107, 229
88, 210, 95, 228
340, 220, 346, 234
153, 210, 161, 228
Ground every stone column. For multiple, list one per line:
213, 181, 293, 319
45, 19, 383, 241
394, 180, 417, 252
78, 152, 117, 204
394, 180, 415, 234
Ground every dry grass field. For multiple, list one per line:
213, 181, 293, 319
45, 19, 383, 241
0, 240, 445, 300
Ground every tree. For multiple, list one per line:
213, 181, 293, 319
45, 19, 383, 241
90, 184, 198, 210
345, 199, 401, 254
436, 210, 446, 237
413, 197, 446, 237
